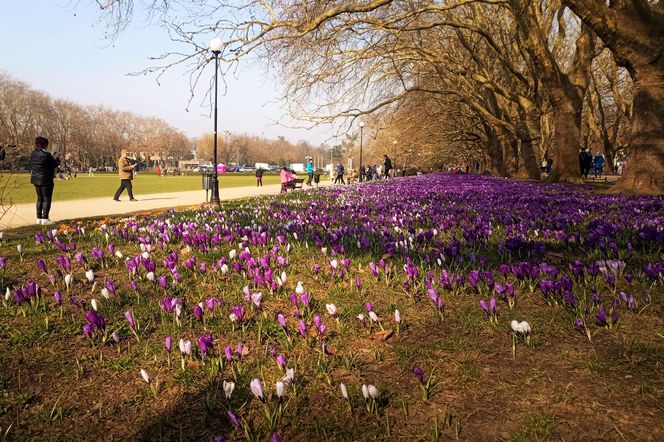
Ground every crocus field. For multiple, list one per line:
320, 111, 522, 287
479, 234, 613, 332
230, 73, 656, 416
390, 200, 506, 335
0, 174, 663, 441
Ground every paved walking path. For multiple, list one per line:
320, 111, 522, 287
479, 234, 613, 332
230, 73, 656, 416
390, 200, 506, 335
1, 181, 331, 230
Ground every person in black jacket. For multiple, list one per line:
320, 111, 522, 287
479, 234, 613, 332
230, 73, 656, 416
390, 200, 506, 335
30, 136, 60, 225
383, 155, 392, 178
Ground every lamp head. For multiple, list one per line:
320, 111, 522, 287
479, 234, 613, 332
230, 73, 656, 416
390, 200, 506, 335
209, 38, 223, 53
359, 121, 365, 128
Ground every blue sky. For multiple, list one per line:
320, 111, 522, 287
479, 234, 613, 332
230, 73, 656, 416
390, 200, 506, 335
0, 0, 331, 144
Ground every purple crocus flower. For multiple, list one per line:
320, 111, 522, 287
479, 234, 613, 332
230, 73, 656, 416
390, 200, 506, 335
158, 276, 168, 289
412, 366, 425, 383
124, 311, 136, 329
194, 305, 204, 322
479, 299, 489, 314
299, 293, 310, 308
356, 276, 362, 289
298, 319, 307, 337
0, 257, 6, 270
595, 307, 607, 326
277, 313, 287, 329
313, 264, 321, 274
227, 410, 241, 428
489, 297, 497, 314
364, 302, 373, 312
230, 305, 244, 322
165, 336, 173, 353
270, 433, 282, 442
82, 323, 93, 337
53, 290, 62, 305
37, 259, 48, 273
275, 354, 286, 369
85, 310, 106, 330
224, 345, 234, 362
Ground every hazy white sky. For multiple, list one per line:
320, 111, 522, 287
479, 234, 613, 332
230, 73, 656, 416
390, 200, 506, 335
0, 0, 333, 145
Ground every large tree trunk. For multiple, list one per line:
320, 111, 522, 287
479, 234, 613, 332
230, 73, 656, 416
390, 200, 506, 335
547, 97, 584, 184
610, 66, 664, 194
482, 122, 506, 175
514, 119, 542, 180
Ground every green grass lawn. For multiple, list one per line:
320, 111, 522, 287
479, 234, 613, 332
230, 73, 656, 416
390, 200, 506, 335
0, 172, 280, 204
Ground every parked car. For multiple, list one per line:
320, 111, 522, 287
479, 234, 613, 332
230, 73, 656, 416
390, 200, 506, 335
195, 165, 214, 173
239, 166, 255, 172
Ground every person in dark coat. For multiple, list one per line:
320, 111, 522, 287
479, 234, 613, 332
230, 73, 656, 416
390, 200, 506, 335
334, 162, 345, 184
30, 136, 60, 225
579, 148, 592, 178
255, 167, 264, 186
383, 155, 392, 178
30, 137, 61, 224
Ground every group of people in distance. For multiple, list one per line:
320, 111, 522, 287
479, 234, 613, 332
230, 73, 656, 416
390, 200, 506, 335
579, 147, 606, 179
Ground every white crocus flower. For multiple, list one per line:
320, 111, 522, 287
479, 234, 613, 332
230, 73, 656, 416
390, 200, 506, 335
394, 309, 401, 324
146, 272, 155, 282
280, 271, 287, 284
140, 369, 150, 384
368, 385, 379, 399
64, 274, 72, 288
326, 304, 337, 316
220, 264, 229, 274
101, 288, 110, 300
141, 251, 150, 260
275, 381, 285, 398
368, 311, 379, 322
519, 321, 531, 334
229, 249, 237, 260
295, 281, 305, 295
91, 299, 98, 311
340, 383, 348, 400
4, 287, 10, 301
85, 269, 94, 282
223, 380, 235, 399
362, 384, 369, 399
330, 259, 338, 269
115, 251, 123, 258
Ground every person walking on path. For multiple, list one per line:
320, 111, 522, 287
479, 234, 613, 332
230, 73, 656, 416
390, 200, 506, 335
593, 152, 605, 178
579, 148, 592, 178
383, 155, 392, 178
30, 136, 60, 225
334, 162, 345, 184
113, 149, 137, 201
306, 158, 315, 186
255, 167, 264, 187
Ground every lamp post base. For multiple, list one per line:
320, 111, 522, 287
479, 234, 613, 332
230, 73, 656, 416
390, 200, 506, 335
209, 180, 221, 207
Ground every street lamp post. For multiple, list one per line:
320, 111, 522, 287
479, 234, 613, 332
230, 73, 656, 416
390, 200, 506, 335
359, 121, 365, 182
393, 140, 397, 176
209, 38, 223, 207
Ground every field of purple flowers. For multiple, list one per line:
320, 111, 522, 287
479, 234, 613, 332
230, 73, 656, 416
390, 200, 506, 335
0, 173, 663, 441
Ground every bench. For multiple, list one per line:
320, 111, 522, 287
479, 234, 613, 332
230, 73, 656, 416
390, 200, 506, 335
281, 178, 306, 193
